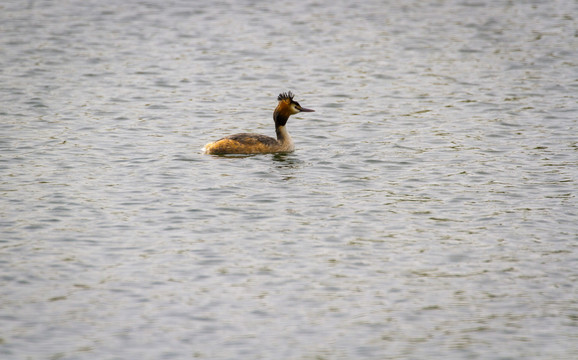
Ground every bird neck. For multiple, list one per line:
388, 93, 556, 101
275, 125, 292, 145
273, 106, 290, 127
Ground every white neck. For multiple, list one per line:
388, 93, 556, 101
276, 126, 294, 151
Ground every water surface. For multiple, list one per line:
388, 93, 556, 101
1, 0, 577, 359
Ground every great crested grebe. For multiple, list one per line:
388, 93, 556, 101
203, 92, 314, 155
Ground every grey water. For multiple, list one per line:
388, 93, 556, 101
1, 0, 577, 359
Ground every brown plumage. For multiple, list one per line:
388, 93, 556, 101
203, 92, 314, 155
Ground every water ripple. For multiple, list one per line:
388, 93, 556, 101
1, 0, 577, 359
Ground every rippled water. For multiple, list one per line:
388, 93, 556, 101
1, 0, 577, 359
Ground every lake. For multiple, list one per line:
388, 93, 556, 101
1, 0, 577, 359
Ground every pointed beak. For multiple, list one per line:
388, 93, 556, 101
298, 106, 315, 112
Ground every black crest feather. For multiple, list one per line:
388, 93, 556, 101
278, 91, 294, 101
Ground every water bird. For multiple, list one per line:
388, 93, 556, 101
203, 92, 314, 155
